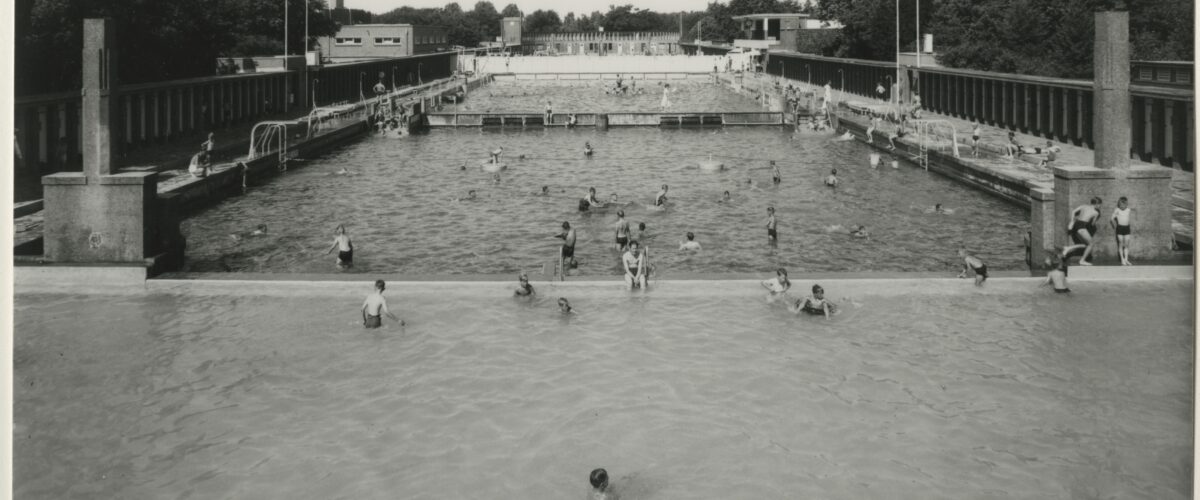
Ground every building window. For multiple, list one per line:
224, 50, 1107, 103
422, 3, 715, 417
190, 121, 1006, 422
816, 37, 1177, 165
374, 37, 403, 45
1156, 70, 1172, 82
1177, 72, 1190, 84
1138, 67, 1153, 81
335, 37, 362, 45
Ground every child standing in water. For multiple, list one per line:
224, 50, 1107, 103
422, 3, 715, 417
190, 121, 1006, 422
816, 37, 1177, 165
765, 207, 778, 242
326, 224, 353, 268
760, 268, 791, 301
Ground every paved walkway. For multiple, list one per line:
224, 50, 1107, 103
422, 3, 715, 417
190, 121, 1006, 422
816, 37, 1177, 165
745, 72, 1194, 246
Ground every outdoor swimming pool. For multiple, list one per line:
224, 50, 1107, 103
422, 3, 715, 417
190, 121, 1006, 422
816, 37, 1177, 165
13, 279, 1192, 499
456, 78, 767, 113
180, 127, 1030, 275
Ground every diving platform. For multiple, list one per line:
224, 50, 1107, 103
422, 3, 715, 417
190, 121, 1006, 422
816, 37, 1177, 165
425, 112, 785, 128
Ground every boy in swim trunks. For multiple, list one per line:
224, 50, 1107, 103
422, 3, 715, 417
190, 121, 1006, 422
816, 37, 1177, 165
362, 280, 402, 328
678, 232, 701, 251
958, 248, 988, 286
771, 161, 781, 185
325, 224, 354, 267
791, 284, 836, 319
555, 221, 577, 275
614, 210, 631, 251
1110, 196, 1133, 265
579, 187, 603, 212
654, 184, 669, 207
766, 207, 777, 241
1068, 197, 1102, 265
971, 123, 981, 157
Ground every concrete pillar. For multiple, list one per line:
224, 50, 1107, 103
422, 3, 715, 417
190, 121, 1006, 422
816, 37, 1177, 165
1093, 11, 1131, 169
1029, 187, 1056, 270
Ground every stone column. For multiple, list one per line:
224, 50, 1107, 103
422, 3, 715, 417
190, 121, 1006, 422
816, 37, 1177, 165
1093, 11, 1131, 170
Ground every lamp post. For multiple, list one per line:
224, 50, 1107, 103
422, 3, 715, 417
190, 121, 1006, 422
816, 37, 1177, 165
312, 78, 319, 107
391, 66, 397, 90
359, 71, 366, 101
417, 63, 423, 85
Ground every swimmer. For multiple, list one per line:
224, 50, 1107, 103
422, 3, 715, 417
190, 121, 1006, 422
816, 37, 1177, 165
833, 131, 854, 141
555, 221, 577, 274
250, 224, 267, 236
745, 178, 761, 191
765, 207, 777, 241
489, 146, 504, 164
761, 268, 791, 301
567, 114, 578, 128
325, 224, 354, 267
518, 154, 527, 160
513, 273, 534, 296
717, 190, 732, 203
1041, 255, 1070, 293
958, 248, 988, 286
538, 185, 549, 196
791, 284, 836, 319
970, 122, 982, 157
849, 225, 869, 239
492, 172, 501, 184
1067, 197, 1102, 265
924, 203, 954, 214
614, 210, 631, 251
678, 232, 701, 251
584, 142, 594, 156
589, 468, 612, 500
558, 297, 573, 314
634, 222, 651, 242
824, 168, 839, 187
770, 161, 782, 185
579, 187, 604, 212
362, 280, 402, 328
453, 189, 478, 202
332, 166, 352, 176
654, 184, 669, 207
607, 193, 630, 207
622, 241, 646, 290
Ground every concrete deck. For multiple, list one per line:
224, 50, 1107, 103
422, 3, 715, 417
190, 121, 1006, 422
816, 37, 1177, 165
740, 72, 1195, 247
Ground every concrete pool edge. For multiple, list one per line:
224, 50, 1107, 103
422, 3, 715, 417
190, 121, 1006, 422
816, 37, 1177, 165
13, 265, 1194, 295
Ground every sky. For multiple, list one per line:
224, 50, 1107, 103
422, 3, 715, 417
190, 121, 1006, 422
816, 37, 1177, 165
346, 0, 717, 15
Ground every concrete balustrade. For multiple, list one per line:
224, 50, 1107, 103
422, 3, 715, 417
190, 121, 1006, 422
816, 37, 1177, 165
468, 55, 723, 74
754, 51, 1194, 172
13, 52, 457, 179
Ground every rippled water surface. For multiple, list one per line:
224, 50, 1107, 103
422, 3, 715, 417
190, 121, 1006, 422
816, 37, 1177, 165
455, 78, 767, 113
14, 281, 1192, 499
181, 126, 1029, 274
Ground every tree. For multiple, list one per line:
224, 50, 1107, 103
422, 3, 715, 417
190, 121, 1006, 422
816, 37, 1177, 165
525, 10, 562, 34
500, 3, 521, 17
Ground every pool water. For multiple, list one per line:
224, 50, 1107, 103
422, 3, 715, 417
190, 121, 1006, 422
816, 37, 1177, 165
180, 127, 1029, 275
457, 78, 766, 113
14, 280, 1192, 499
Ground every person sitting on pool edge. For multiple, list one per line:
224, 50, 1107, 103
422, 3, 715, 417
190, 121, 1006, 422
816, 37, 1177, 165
622, 241, 647, 290
678, 232, 701, 251
326, 224, 353, 268
958, 248, 988, 286
791, 284, 836, 319
513, 273, 534, 297
824, 168, 839, 187
589, 468, 613, 499
362, 280, 402, 328
1041, 255, 1070, 293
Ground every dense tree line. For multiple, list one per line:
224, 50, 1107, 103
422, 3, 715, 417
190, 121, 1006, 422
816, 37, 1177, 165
813, 0, 1193, 78
15, 0, 345, 94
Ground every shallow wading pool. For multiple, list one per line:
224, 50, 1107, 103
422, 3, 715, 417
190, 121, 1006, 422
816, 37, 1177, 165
14, 279, 1192, 499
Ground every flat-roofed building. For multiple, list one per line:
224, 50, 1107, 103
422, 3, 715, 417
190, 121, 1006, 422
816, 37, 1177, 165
319, 24, 449, 62
731, 13, 842, 53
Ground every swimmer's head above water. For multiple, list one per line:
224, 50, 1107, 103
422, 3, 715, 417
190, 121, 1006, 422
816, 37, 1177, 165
558, 297, 572, 313
590, 468, 609, 492
541, 185, 549, 194
723, 191, 731, 200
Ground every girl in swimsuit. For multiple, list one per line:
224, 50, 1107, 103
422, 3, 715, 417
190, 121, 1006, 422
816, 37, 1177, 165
760, 268, 791, 302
